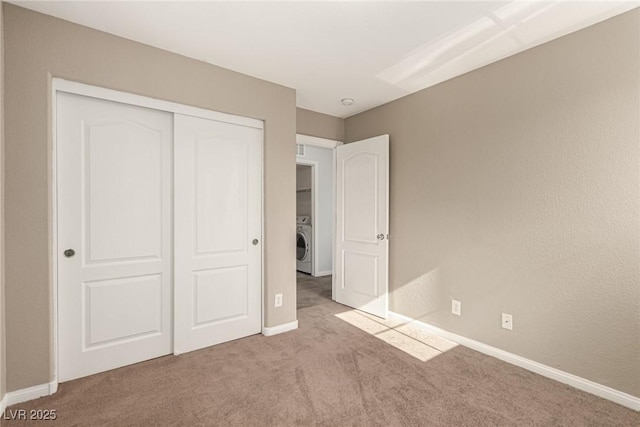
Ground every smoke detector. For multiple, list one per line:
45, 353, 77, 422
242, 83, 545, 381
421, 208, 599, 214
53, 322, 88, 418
341, 98, 355, 106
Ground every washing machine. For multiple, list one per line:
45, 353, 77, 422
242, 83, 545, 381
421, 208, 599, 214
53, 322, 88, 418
296, 216, 312, 274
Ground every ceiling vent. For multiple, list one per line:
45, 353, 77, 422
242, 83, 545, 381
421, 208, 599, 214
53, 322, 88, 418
296, 144, 305, 157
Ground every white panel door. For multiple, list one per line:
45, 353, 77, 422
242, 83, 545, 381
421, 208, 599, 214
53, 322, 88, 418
174, 114, 262, 354
335, 135, 389, 318
57, 92, 173, 381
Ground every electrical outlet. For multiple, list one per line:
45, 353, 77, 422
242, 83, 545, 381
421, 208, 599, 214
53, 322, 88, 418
451, 299, 461, 316
502, 313, 513, 330
274, 293, 283, 308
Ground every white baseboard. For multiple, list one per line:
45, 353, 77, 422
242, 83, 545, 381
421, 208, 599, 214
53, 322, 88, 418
3, 380, 57, 408
0, 393, 6, 414
313, 270, 332, 277
262, 320, 298, 337
388, 311, 640, 412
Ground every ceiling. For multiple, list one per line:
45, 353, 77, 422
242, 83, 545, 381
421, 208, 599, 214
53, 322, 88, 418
12, 1, 638, 118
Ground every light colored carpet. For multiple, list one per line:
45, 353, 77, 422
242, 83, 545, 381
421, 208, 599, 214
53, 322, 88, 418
4, 273, 639, 426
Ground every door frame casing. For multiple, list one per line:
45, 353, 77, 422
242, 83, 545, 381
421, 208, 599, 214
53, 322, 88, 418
295, 134, 342, 299
51, 78, 265, 389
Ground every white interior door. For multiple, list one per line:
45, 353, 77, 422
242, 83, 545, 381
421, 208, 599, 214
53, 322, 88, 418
57, 92, 173, 381
174, 114, 262, 354
335, 135, 389, 318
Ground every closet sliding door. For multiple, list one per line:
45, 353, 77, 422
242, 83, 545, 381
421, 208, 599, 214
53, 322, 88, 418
173, 114, 263, 354
58, 93, 173, 381
58, 85, 263, 381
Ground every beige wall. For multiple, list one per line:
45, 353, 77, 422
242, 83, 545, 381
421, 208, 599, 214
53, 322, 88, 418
345, 10, 640, 397
0, 0, 5, 404
3, 4, 297, 392
296, 108, 344, 141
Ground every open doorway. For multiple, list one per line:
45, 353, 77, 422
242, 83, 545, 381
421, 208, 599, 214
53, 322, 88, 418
295, 133, 390, 318
296, 161, 331, 310
296, 164, 314, 275
295, 135, 339, 311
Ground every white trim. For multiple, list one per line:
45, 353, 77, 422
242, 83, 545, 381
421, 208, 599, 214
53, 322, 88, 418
50, 77, 60, 395
296, 159, 319, 276
259, 126, 266, 353
4, 381, 57, 408
296, 134, 342, 148
0, 394, 6, 414
388, 311, 640, 411
262, 320, 298, 337
53, 79, 263, 130
314, 270, 332, 277
331, 147, 337, 300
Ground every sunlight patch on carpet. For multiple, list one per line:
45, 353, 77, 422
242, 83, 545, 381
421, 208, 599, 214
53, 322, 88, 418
335, 309, 458, 361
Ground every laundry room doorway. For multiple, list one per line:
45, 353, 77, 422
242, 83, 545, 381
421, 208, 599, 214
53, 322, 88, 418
294, 133, 389, 318
296, 163, 315, 276
295, 135, 341, 307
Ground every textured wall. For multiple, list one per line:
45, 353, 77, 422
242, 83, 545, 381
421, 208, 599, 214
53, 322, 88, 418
345, 10, 640, 397
0, 0, 5, 403
3, 4, 297, 392
297, 108, 344, 141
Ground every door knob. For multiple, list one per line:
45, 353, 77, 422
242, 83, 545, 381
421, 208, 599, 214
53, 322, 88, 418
64, 249, 76, 258
377, 234, 385, 240
252, 239, 259, 245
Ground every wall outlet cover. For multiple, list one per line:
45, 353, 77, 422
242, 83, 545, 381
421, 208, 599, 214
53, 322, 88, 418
451, 299, 461, 316
275, 293, 283, 308
502, 313, 513, 330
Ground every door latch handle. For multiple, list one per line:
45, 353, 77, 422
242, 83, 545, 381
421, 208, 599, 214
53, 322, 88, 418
252, 239, 259, 246
377, 234, 385, 240
64, 249, 76, 258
